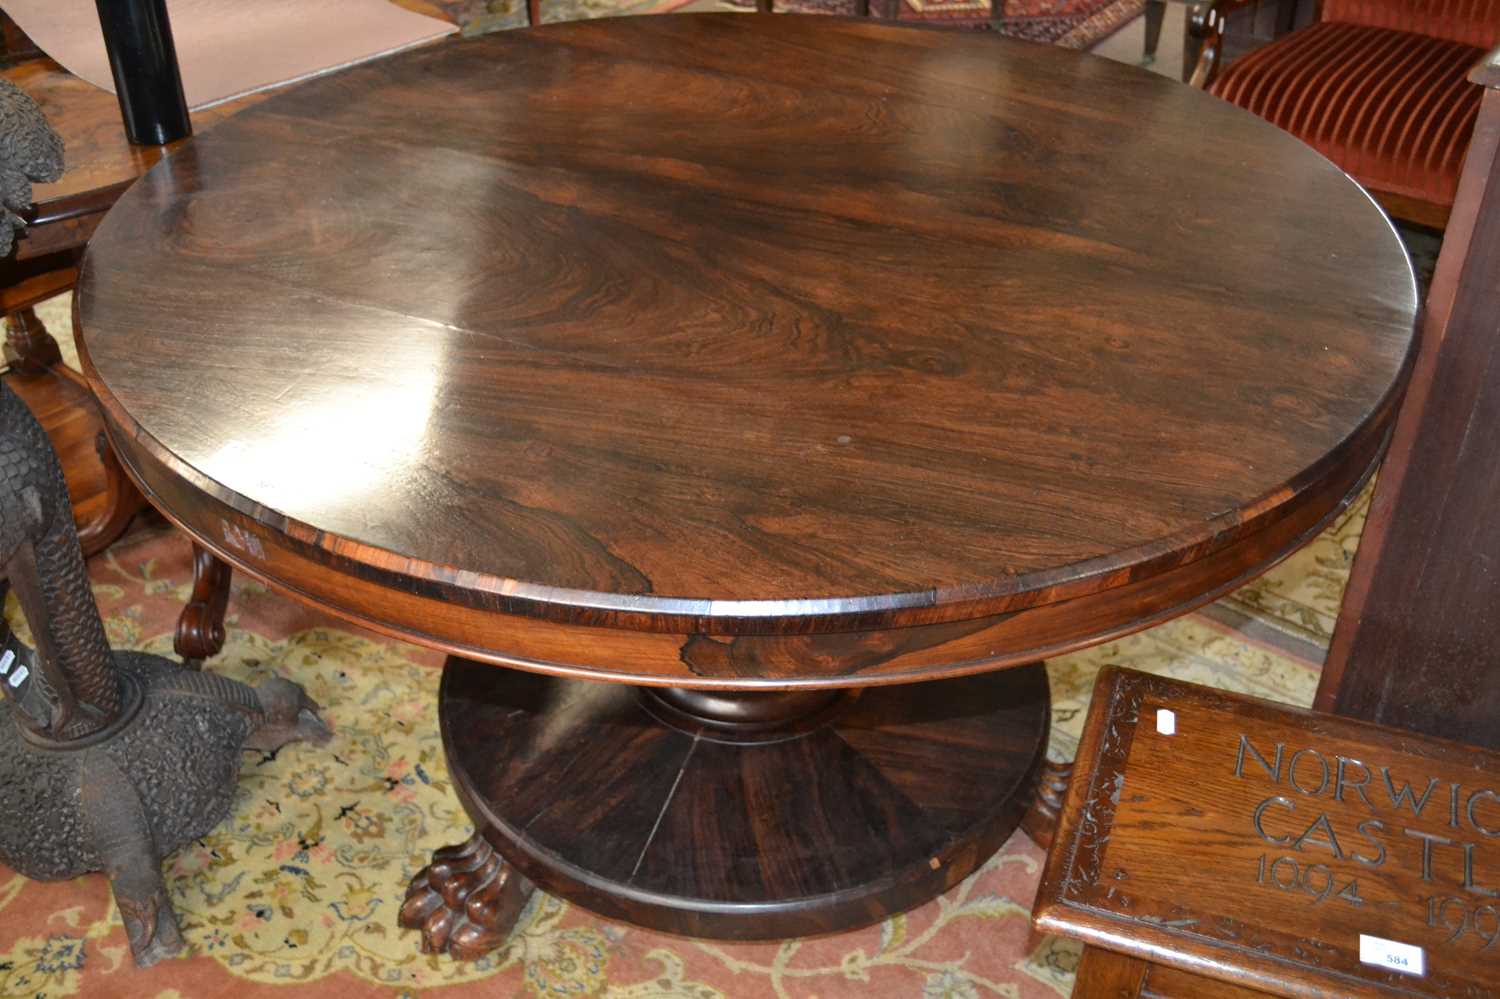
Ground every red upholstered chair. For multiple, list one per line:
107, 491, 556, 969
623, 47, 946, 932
1190, 0, 1500, 228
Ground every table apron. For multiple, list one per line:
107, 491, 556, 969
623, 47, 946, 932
98, 412, 1385, 690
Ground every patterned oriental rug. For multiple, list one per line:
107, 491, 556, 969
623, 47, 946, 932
430, 0, 1147, 48
0, 292, 1371, 999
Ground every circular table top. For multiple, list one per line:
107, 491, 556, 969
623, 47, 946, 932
78, 15, 1417, 678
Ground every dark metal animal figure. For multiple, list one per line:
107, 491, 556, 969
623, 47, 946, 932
0, 77, 63, 258
0, 383, 330, 966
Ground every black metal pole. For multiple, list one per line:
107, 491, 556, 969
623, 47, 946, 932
94, 0, 191, 146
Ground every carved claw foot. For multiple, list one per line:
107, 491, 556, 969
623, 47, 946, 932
1021, 758, 1074, 849
399, 833, 534, 960
174, 543, 232, 668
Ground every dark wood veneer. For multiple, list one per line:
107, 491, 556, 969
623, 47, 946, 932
441, 658, 1048, 938
100, 400, 1381, 686
78, 15, 1416, 664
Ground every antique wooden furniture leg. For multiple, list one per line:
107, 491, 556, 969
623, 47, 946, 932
1314, 51, 1500, 748
1, 304, 146, 558
173, 542, 232, 668
400, 832, 535, 959
0, 382, 330, 967
399, 659, 1049, 953
4, 307, 61, 370
1020, 757, 1072, 849
72, 428, 146, 556
1142, 0, 1166, 63
2, 261, 146, 558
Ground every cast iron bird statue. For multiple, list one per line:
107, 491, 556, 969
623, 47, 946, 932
0, 382, 331, 966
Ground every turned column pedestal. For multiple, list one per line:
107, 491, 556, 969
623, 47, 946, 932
400, 659, 1050, 950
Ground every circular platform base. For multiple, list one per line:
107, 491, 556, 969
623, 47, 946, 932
438, 660, 1050, 940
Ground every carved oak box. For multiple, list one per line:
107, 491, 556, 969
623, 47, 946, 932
1033, 667, 1500, 999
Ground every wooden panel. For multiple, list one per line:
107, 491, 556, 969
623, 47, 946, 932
1141, 961, 1272, 999
1071, 946, 1268, 998
1036, 668, 1500, 999
1074, 947, 1150, 998
1315, 67, 1500, 747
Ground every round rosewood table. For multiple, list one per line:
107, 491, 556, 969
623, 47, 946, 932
75, 13, 1417, 957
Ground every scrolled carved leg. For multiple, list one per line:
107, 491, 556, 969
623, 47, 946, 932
174, 543, 231, 669
399, 833, 534, 960
3, 308, 62, 373
74, 431, 147, 559
1021, 758, 1074, 849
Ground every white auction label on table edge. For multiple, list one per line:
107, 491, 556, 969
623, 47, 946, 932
1359, 934, 1425, 976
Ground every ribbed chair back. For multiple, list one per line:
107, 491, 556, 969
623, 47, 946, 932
1321, 0, 1500, 47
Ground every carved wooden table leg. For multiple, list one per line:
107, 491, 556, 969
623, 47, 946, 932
399, 832, 535, 959
174, 543, 231, 668
4, 308, 63, 372
74, 431, 147, 559
406, 657, 1049, 957
2, 307, 147, 557
1020, 758, 1074, 849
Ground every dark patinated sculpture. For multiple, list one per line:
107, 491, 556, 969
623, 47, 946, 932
0, 77, 63, 258
0, 382, 331, 966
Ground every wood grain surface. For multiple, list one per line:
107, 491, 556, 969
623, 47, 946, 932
76, 16, 1417, 677
1315, 79, 1500, 749
442, 657, 1048, 938
1036, 668, 1500, 999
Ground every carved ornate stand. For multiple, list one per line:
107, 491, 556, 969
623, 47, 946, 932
0, 382, 330, 967
399, 659, 1049, 949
